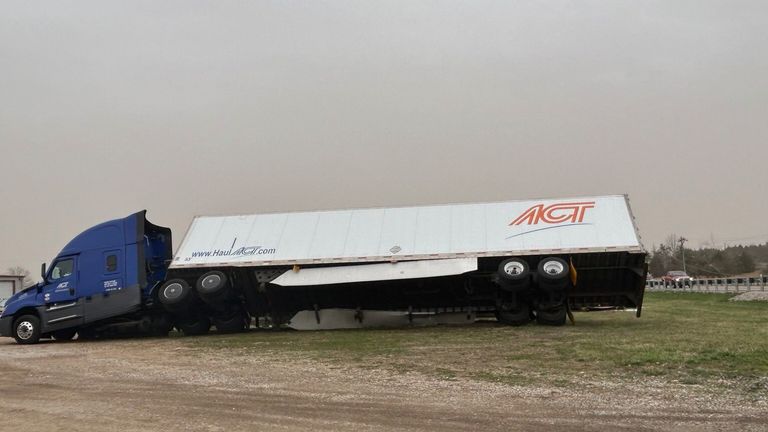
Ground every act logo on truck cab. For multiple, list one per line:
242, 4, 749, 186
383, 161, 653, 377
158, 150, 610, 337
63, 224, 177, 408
510, 201, 596, 226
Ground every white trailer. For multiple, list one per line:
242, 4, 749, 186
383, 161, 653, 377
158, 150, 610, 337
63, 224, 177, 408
158, 195, 647, 331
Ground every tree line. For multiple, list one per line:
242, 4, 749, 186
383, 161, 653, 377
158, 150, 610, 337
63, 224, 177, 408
648, 235, 767, 277
5, 266, 34, 288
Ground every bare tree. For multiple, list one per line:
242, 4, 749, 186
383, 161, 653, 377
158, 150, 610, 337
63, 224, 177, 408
6, 266, 35, 288
663, 234, 678, 254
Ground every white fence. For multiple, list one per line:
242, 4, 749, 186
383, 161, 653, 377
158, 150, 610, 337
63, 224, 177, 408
646, 276, 768, 293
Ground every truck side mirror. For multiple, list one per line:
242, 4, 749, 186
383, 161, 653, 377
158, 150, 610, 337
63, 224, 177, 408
41, 262, 46, 281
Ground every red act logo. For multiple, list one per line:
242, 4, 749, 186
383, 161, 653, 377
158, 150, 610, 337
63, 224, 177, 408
510, 201, 596, 226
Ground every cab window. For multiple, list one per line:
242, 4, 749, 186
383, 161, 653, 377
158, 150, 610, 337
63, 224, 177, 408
106, 254, 118, 273
50, 259, 74, 281
103, 250, 121, 274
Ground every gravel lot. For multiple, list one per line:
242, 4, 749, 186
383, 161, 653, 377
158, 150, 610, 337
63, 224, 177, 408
730, 291, 768, 302
1, 335, 766, 432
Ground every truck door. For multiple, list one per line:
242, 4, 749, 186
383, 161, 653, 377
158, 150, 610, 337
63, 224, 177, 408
82, 248, 140, 322
40, 256, 84, 331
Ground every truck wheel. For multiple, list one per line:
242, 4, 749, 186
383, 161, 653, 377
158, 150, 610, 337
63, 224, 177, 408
213, 311, 249, 333
537, 258, 569, 282
52, 328, 78, 341
495, 302, 530, 326
196, 271, 231, 304
13, 315, 41, 345
150, 313, 174, 336
177, 315, 211, 336
536, 304, 567, 326
158, 279, 194, 311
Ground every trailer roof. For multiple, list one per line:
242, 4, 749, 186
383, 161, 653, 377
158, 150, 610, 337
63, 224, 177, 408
169, 194, 645, 269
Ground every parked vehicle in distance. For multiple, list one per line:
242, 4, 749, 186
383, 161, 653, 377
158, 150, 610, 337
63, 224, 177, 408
662, 270, 693, 287
0, 194, 648, 344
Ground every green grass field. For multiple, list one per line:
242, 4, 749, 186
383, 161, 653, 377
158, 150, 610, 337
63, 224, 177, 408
185, 292, 768, 395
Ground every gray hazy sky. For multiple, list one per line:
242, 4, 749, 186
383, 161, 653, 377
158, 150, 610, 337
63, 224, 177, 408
1, 1, 767, 277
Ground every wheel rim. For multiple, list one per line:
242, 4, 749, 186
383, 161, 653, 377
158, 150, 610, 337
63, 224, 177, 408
503, 261, 525, 276
17, 321, 34, 340
542, 260, 565, 275
201, 274, 222, 291
163, 283, 184, 300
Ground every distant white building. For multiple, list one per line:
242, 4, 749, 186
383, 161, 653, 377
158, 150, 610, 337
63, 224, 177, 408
0, 275, 25, 309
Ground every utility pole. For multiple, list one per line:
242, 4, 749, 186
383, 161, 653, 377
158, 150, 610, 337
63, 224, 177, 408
679, 237, 688, 273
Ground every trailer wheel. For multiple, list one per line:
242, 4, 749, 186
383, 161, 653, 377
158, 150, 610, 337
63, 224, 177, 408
158, 279, 195, 311
495, 302, 530, 326
52, 328, 77, 341
177, 315, 211, 336
196, 271, 231, 304
13, 315, 41, 345
498, 258, 530, 282
213, 311, 249, 333
537, 258, 569, 282
536, 304, 566, 326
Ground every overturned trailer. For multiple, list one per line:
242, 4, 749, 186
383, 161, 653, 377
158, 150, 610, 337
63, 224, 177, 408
0, 195, 648, 344
161, 194, 647, 331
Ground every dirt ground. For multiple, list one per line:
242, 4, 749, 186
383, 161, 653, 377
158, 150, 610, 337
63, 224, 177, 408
1, 336, 766, 432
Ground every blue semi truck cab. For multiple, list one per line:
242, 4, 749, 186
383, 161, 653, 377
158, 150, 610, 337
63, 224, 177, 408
0, 211, 173, 344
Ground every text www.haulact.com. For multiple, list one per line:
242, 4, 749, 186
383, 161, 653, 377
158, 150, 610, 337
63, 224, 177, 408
190, 246, 276, 258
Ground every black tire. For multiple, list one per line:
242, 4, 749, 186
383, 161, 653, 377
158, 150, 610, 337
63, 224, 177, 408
149, 313, 175, 336
51, 328, 77, 341
536, 304, 567, 326
13, 315, 42, 345
537, 257, 569, 282
158, 279, 195, 312
196, 271, 231, 304
495, 302, 531, 326
213, 311, 249, 333
177, 315, 211, 336
498, 258, 530, 282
